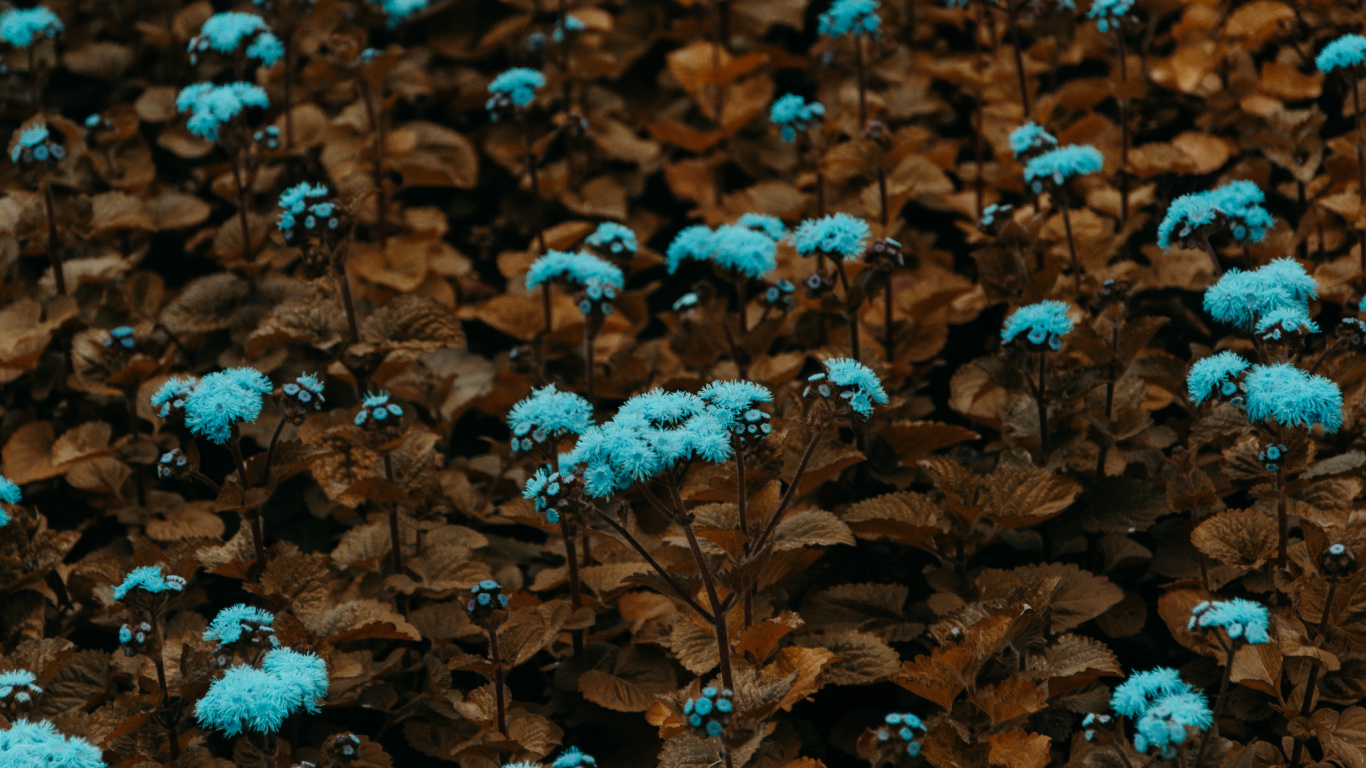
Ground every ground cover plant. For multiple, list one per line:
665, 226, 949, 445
6, 0, 1366, 767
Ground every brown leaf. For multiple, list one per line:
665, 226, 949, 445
970, 677, 1047, 724
987, 730, 1051, 768
1192, 508, 1277, 568
984, 467, 1082, 529
844, 491, 947, 553
389, 122, 479, 188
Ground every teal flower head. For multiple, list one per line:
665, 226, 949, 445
112, 565, 186, 602
1187, 351, 1249, 406
804, 358, 889, 419
10, 122, 62, 164
1158, 180, 1275, 250
277, 182, 335, 237
1023, 144, 1103, 194
103, 326, 135, 350
0, 719, 104, 768
203, 604, 276, 648
0, 669, 41, 704
1132, 691, 1212, 756
371, 0, 427, 27
1188, 598, 1271, 644
191, 13, 283, 66
737, 213, 787, 240
791, 213, 872, 261
1257, 257, 1318, 304
0, 7, 61, 48
818, 0, 881, 37
261, 648, 328, 714
184, 367, 272, 444
1201, 260, 1315, 331
551, 747, 596, 768
524, 466, 572, 524
1001, 300, 1073, 351
507, 384, 594, 453
1087, 0, 1134, 33
682, 686, 735, 738
699, 380, 774, 442
0, 475, 20, 506
711, 224, 778, 279
355, 391, 403, 428
1256, 306, 1319, 342
585, 222, 638, 256
195, 665, 298, 736
1110, 667, 1195, 719
468, 579, 509, 614
150, 376, 197, 420
487, 68, 545, 116
1242, 363, 1343, 433
666, 225, 717, 273
1318, 34, 1366, 75
1008, 122, 1057, 160
176, 82, 269, 141
770, 94, 825, 142
527, 250, 625, 291
874, 713, 927, 758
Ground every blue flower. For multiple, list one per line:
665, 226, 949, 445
0, 475, 20, 505
277, 182, 331, 234
10, 123, 48, 163
1132, 691, 1212, 756
203, 604, 275, 647
1187, 351, 1249, 405
552, 13, 587, 42
282, 373, 325, 406
0, 719, 104, 768
1008, 122, 1057, 159
372, 0, 427, 27
1242, 363, 1343, 433
150, 376, 197, 419
523, 466, 566, 523
804, 358, 889, 418
261, 648, 328, 714
710, 224, 777, 279
103, 326, 136, 350
699, 380, 774, 440
176, 82, 269, 141
526, 250, 625, 290
1087, 0, 1134, 33
0, 7, 62, 48
1317, 34, 1366, 74
112, 565, 186, 602
817, 0, 881, 37
1111, 667, 1195, 719
355, 391, 404, 427
551, 747, 596, 768
737, 213, 787, 240
192, 13, 283, 66
468, 579, 509, 612
487, 68, 546, 111
508, 384, 594, 453
666, 225, 717, 273
791, 213, 871, 261
1001, 300, 1073, 350
770, 94, 825, 142
1256, 306, 1319, 341
875, 713, 927, 757
1023, 144, 1103, 194
1257, 257, 1318, 304
585, 222, 638, 256
195, 665, 298, 736
183, 367, 272, 444
1188, 598, 1271, 644
0, 669, 41, 702
1158, 180, 1275, 249
1201, 269, 1299, 331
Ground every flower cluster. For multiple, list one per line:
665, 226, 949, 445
699, 380, 774, 444
1111, 667, 1212, 758
523, 466, 581, 524
872, 712, 927, 758
1317, 34, 1366, 74
112, 565, 186, 602
1081, 712, 1112, 742
526, 250, 625, 293
1157, 180, 1275, 250
803, 358, 889, 419
738, 212, 787, 240
0, 719, 103, 768
1241, 363, 1343, 433
466, 579, 509, 617
682, 686, 734, 737
1186, 351, 1249, 406
371, 0, 427, 27
486, 68, 545, 117
0, 475, 22, 507
190, 12, 284, 67
156, 448, 189, 480
0, 670, 41, 713
791, 213, 872, 261
354, 391, 404, 430
151, 376, 197, 420
1087, 0, 1134, 33
0, 7, 62, 48
184, 367, 273, 444
552, 13, 586, 43
1008, 122, 1057, 160
1189, 599, 1271, 644
770, 94, 825, 142
278, 182, 339, 240
195, 648, 328, 736
584, 222, 637, 257
1256, 307, 1318, 344
9, 123, 64, 165
667, 223, 778, 279
103, 326, 135, 350
508, 384, 594, 453
762, 279, 796, 310
978, 203, 1013, 235
1023, 144, 1103, 194
817, 0, 881, 37
1322, 542, 1356, 577
117, 620, 153, 656
1202, 258, 1317, 331
177, 82, 269, 141
204, 604, 278, 649
253, 124, 281, 151
278, 373, 326, 424
551, 747, 596, 768
1001, 300, 1073, 351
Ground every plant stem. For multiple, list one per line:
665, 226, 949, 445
1115, 28, 1130, 227
1201, 236, 1223, 277
735, 439, 753, 628
384, 452, 403, 575
853, 32, 868, 127
1060, 203, 1081, 291
259, 414, 288, 487
229, 148, 253, 261
42, 183, 65, 295
1036, 352, 1050, 459
883, 280, 894, 361
1096, 323, 1118, 477
735, 274, 748, 335
229, 434, 268, 569
584, 328, 596, 407
283, 45, 296, 149
833, 259, 861, 361
520, 112, 547, 255
676, 502, 735, 691
971, 0, 985, 217
750, 427, 825, 555
1276, 470, 1288, 567
590, 506, 715, 622
334, 248, 361, 346
150, 613, 180, 761
1291, 582, 1339, 767
360, 84, 388, 249
1004, 0, 1031, 117
488, 627, 507, 736
1192, 648, 1233, 768
561, 517, 585, 655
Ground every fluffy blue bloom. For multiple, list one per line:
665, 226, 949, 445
176, 82, 269, 141
737, 213, 786, 240
804, 358, 889, 418
0, 719, 104, 768
1086, 0, 1133, 33
183, 367, 272, 444
1201, 265, 1311, 331
699, 380, 774, 439
1023, 144, 1103, 194
710, 224, 778, 279
1256, 306, 1319, 341
1132, 691, 1212, 756
1008, 122, 1057, 159
203, 604, 275, 647
261, 648, 328, 714
526, 250, 625, 291
195, 665, 298, 736
0, 669, 41, 703
112, 565, 186, 602
192, 13, 283, 66
372, 0, 427, 27
0, 475, 20, 505
791, 213, 871, 261
282, 373, 325, 406
1257, 257, 1318, 304
1317, 34, 1366, 74
1111, 667, 1195, 719
508, 384, 594, 453
1242, 363, 1343, 433
487, 68, 545, 111
1187, 351, 1249, 405
1189, 598, 1271, 644
817, 0, 881, 37
1001, 300, 1073, 350
666, 226, 717, 273
585, 222, 638, 256
10, 123, 48, 163
770, 94, 825, 142
150, 376, 197, 419
0, 7, 62, 48
523, 466, 565, 523
552, 747, 596, 768
1158, 180, 1275, 249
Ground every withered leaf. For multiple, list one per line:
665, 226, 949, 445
1191, 508, 1277, 568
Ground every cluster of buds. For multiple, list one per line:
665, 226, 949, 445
803, 272, 836, 299
762, 279, 796, 311
868, 712, 927, 762
728, 408, 772, 445
866, 237, 904, 271
1321, 542, 1356, 579
10, 123, 64, 167
1337, 317, 1366, 348
673, 292, 700, 313
156, 448, 190, 480
575, 277, 617, 324
1259, 313, 1317, 345
1259, 442, 1287, 474
103, 326, 136, 350
1093, 278, 1131, 309
354, 391, 403, 440
0, 670, 41, 716
977, 203, 1013, 235
525, 466, 580, 525
278, 373, 326, 424
465, 579, 509, 620
83, 113, 112, 142
682, 686, 734, 738
292, 731, 361, 768
253, 125, 282, 151
118, 621, 155, 657
279, 182, 343, 245
1081, 712, 1113, 742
